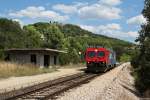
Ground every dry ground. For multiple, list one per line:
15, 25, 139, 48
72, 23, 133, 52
56, 63, 139, 100
0, 62, 140, 100
0, 62, 84, 93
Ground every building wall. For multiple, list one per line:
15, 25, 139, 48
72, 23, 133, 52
9, 52, 59, 68
49, 55, 59, 66
37, 54, 44, 68
9, 53, 30, 64
57, 56, 59, 65
50, 55, 54, 66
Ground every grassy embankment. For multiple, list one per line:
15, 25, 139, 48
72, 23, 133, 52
0, 61, 57, 79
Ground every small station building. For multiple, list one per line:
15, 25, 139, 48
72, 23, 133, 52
5, 48, 67, 68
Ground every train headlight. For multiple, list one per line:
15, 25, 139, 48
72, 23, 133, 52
95, 49, 98, 52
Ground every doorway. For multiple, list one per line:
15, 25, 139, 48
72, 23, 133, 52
44, 55, 50, 67
31, 54, 36, 64
54, 56, 57, 65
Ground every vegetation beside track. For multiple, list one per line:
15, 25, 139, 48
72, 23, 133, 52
0, 61, 57, 79
131, 0, 150, 97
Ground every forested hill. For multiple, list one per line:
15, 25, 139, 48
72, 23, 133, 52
0, 18, 134, 64
60, 23, 131, 45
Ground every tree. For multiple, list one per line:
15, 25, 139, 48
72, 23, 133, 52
0, 18, 25, 49
59, 38, 82, 65
48, 25, 64, 49
23, 25, 42, 48
0, 18, 26, 59
131, 0, 150, 95
119, 53, 131, 62
33, 22, 64, 49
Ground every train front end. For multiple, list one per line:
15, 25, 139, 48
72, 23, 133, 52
85, 47, 108, 72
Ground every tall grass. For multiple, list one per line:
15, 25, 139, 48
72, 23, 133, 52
0, 61, 57, 79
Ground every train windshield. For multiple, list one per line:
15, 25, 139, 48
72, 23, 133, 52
97, 51, 105, 57
87, 51, 96, 58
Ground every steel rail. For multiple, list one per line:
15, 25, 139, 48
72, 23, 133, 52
0, 73, 97, 100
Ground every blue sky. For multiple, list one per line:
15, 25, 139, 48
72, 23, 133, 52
0, 0, 146, 43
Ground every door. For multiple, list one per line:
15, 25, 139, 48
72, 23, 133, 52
44, 55, 50, 67
31, 54, 36, 64
54, 56, 57, 65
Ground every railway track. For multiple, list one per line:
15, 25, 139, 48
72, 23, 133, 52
0, 72, 98, 100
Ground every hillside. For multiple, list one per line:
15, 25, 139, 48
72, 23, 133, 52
0, 18, 134, 64
59, 24, 132, 47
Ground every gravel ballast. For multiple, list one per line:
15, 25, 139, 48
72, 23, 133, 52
56, 63, 139, 100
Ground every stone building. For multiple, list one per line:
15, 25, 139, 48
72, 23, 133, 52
5, 48, 67, 68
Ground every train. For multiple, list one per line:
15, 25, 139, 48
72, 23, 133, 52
84, 46, 116, 72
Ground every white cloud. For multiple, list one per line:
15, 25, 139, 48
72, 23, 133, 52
80, 23, 121, 35
80, 23, 121, 32
52, 1, 122, 20
78, 4, 121, 20
80, 24, 138, 42
126, 31, 138, 38
9, 6, 69, 21
98, 23, 121, 30
80, 25, 95, 33
52, 4, 78, 14
99, 0, 122, 6
127, 15, 147, 25
12, 19, 24, 27
52, 2, 88, 14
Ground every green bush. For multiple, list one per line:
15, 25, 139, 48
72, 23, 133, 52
119, 53, 131, 62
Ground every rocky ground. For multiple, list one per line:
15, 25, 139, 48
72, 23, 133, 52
56, 63, 139, 100
100, 63, 139, 100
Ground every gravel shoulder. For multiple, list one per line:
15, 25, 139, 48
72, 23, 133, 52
100, 63, 139, 100
56, 63, 139, 100
0, 67, 84, 93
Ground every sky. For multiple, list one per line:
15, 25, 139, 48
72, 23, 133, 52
0, 0, 146, 43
